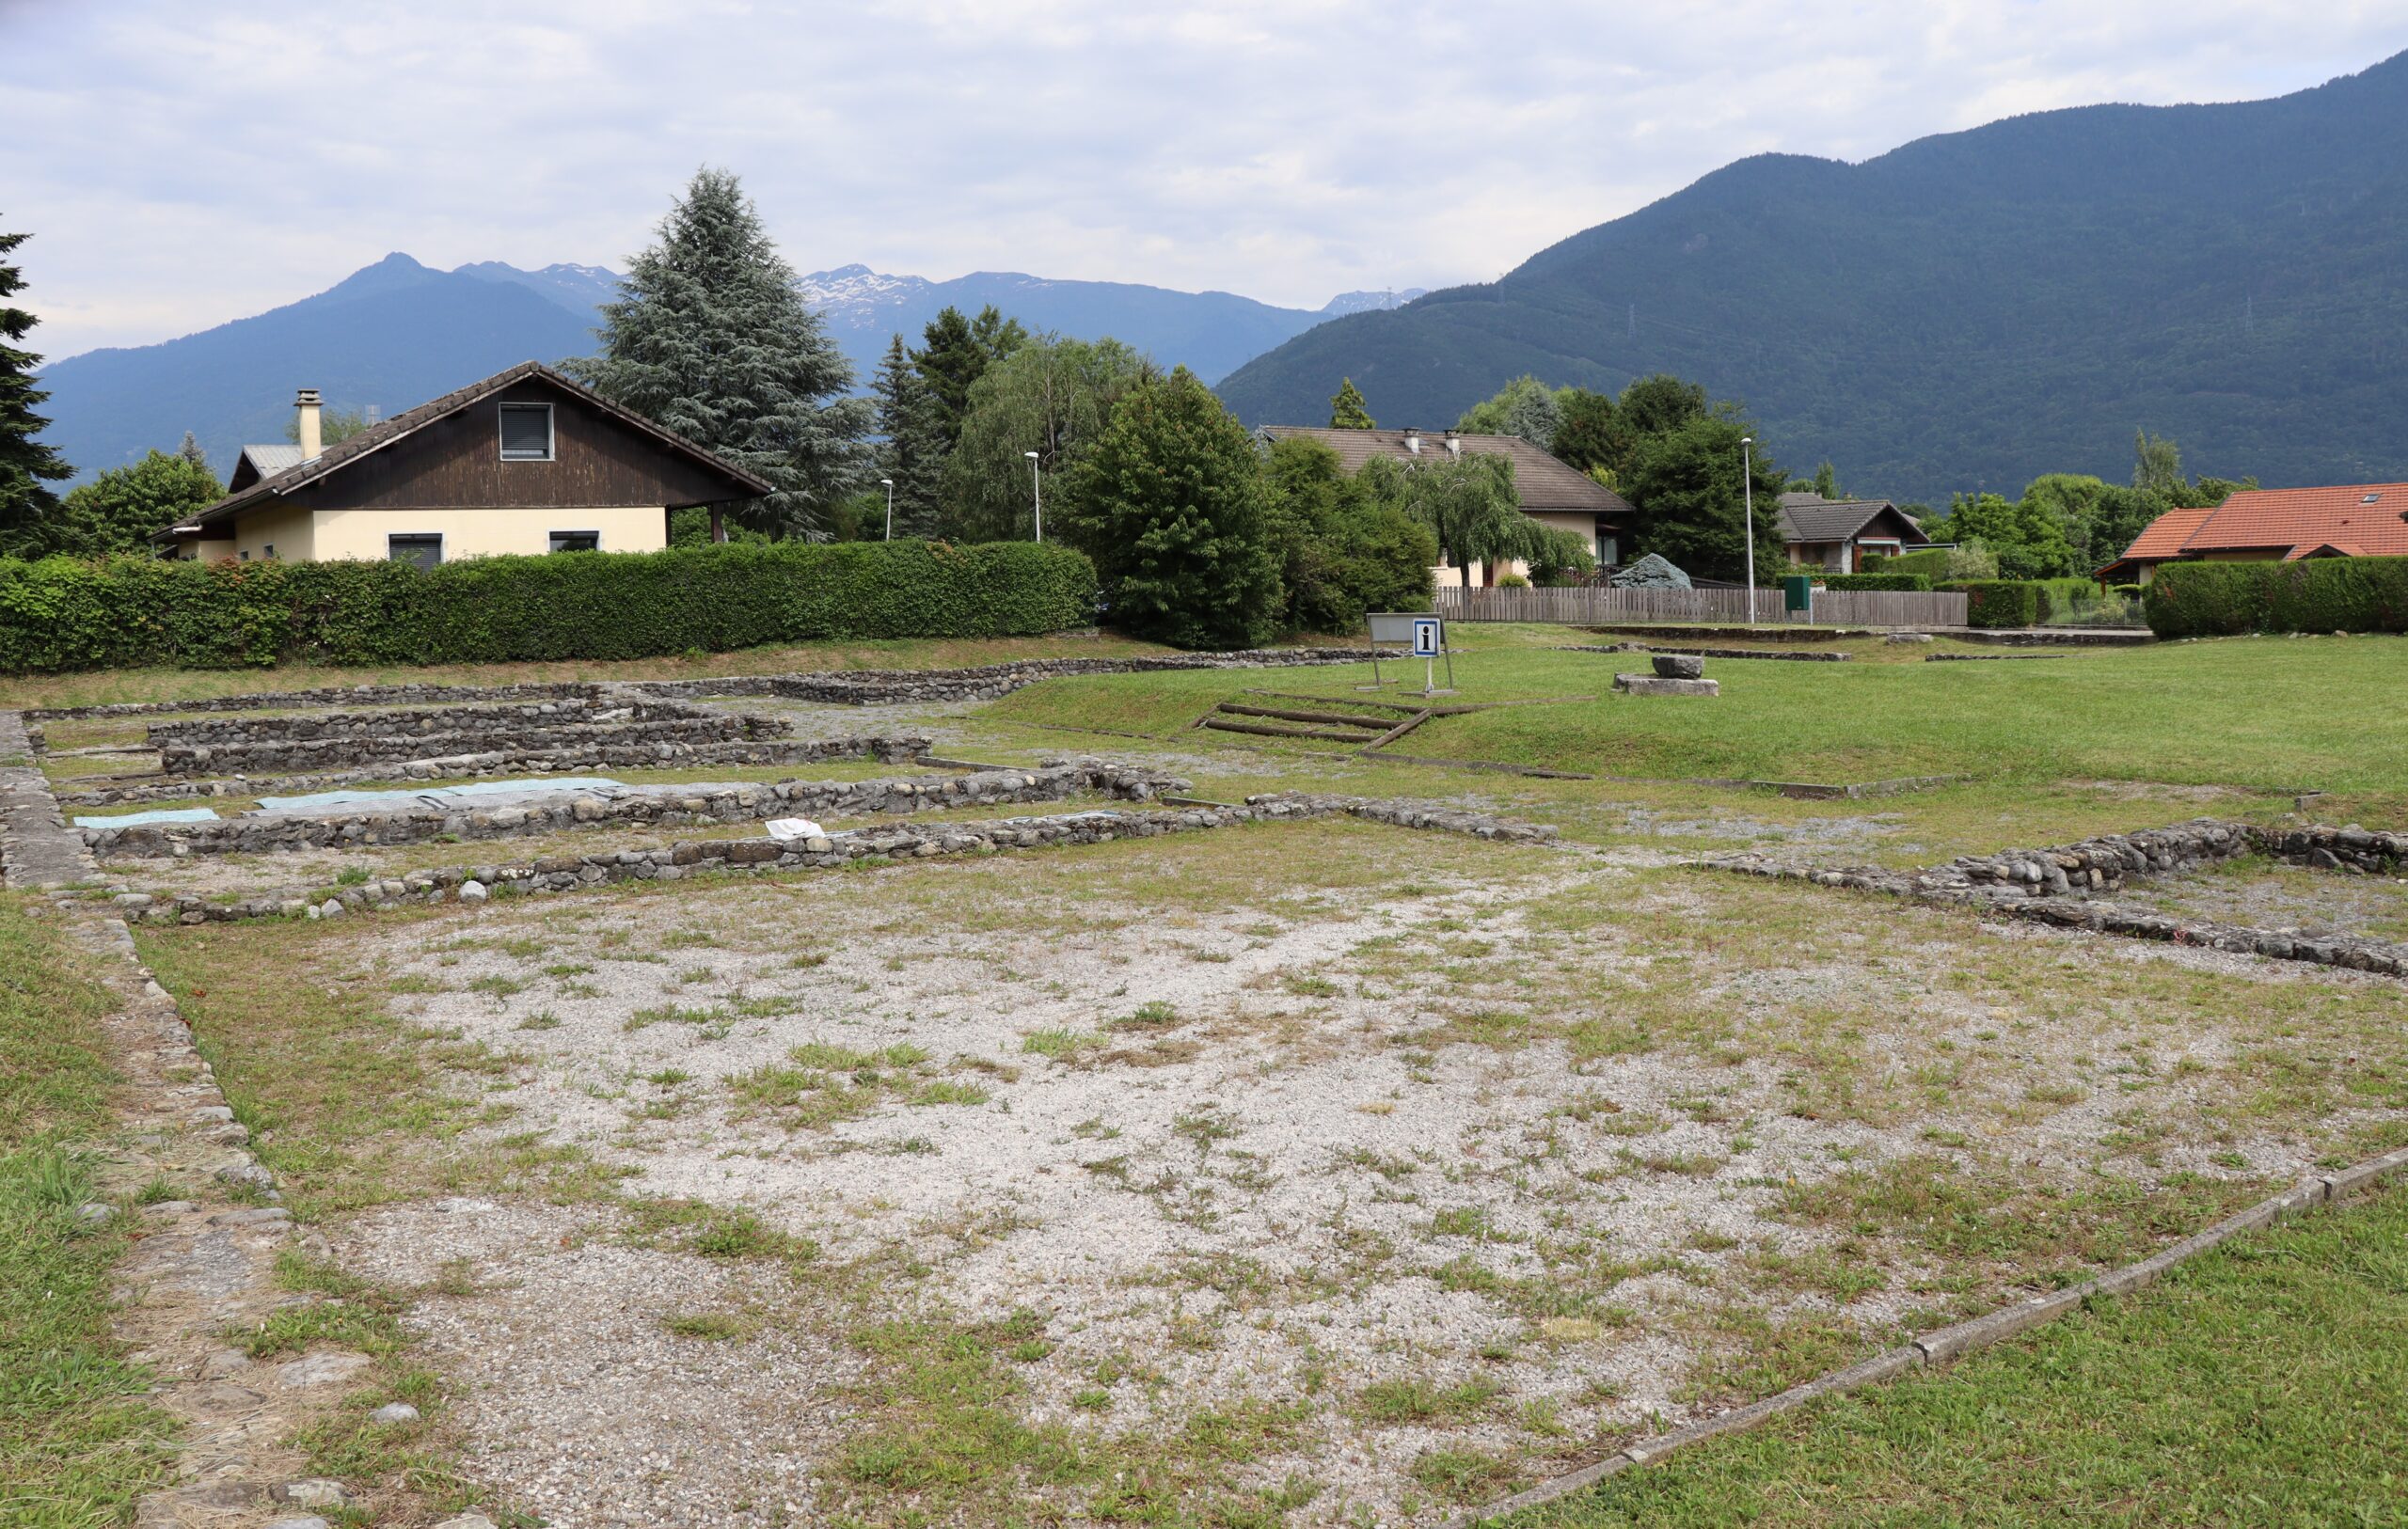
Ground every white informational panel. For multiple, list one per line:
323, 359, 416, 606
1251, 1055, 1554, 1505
1367, 612, 1423, 647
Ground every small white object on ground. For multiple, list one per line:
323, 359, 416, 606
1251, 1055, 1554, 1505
371, 1402, 421, 1425
460, 880, 488, 902
278, 1479, 349, 1507
765, 818, 826, 843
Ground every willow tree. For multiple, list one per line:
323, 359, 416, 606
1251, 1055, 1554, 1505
1358, 452, 1582, 586
939, 334, 1151, 543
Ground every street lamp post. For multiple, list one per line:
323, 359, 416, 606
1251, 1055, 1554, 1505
1740, 435, 1756, 624
1024, 450, 1042, 543
879, 478, 894, 542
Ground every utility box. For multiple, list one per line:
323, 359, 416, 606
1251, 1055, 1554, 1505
1782, 575, 1814, 614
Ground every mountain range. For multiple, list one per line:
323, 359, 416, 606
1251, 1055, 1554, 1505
37, 255, 1421, 482
1217, 50, 2408, 504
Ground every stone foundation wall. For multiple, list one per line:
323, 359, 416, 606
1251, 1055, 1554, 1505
642, 648, 1383, 707
85, 759, 1188, 859
56, 735, 933, 807
95, 790, 1560, 924
30, 682, 601, 722
148, 698, 713, 747
158, 713, 792, 776
1709, 817, 2408, 977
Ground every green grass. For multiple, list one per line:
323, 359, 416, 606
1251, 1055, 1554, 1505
985, 630, 2408, 796
1498, 1182, 2408, 1527
0, 895, 178, 1523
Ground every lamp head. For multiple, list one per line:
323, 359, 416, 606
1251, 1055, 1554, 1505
879, 478, 893, 487
1024, 451, 1040, 461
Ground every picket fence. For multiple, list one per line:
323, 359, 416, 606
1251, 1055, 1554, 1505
1434, 585, 1969, 628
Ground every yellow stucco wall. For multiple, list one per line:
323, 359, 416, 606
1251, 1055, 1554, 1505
233, 500, 315, 563
297, 506, 668, 562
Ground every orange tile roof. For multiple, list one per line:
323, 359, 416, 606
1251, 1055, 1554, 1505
2116, 504, 2215, 562
2186, 483, 2408, 559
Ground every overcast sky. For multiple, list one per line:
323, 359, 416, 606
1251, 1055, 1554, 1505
6, 1, 2403, 359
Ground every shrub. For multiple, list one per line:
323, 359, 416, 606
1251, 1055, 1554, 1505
2143, 556, 2408, 638
0, 540, 1100, 674
1495, 572, 1531, 588
1814, 572, 1931, 591
1943, 579, 2053, 627
1862, 548, 1951, 581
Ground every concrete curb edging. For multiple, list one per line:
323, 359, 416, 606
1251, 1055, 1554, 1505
1448, 1146, 2408, 1527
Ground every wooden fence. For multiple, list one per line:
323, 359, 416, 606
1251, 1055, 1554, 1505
1434, 585, 1970, 628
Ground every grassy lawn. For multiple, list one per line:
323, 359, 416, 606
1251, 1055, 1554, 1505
0, 896, 177, 1525
984, 631, 2408, 797
1498, 1180, 2408, 1528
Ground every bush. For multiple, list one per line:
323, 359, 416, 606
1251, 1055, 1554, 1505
1495, 572, 1531, 588
1861, 548, 1951, 581
1942, 579, 2053, 627
2143, 557, 2408, 638
1814, 572, 1931, 591
0, 541, 1100, 674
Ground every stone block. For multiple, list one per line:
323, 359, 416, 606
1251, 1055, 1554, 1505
1613, 673, 1720, 697
1650, 653, 1706, 680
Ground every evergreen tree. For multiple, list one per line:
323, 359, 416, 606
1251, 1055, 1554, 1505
176, 431, 210, 469
57, 449, 223, 556
2132, 429, 2185, 498
1809, 461, 1841, 499
1456, 374, 1560, 447
870, 334, 945, 536
565, 168, 869, 540
1329, 377, 1375, 429
1549, 387, 1615, 471
913, 304, 1028, 452
1619, 413, 1785, 582
0, 223, 74, 557
1060, 368, 1284, 650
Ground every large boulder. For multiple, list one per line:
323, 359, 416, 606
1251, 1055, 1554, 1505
1610, 553, 1691, 589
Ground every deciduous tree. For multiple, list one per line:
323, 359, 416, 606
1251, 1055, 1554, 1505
565, 168, 869, 541
940, 335, 1151, 543
1620, 412, 1784, 582
1261, 435, 1434, 631
57, 449, 223, 556
1060, 368, 1283, 649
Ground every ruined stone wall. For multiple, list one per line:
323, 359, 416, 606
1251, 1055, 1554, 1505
158, 713, 792, 776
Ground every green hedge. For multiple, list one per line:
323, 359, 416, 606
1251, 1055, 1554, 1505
1862, 548, 1952, 581
1942, 579, 2054, 627
0, 541, 1100, 673
1814, 572, 1932, 591
2143, 557, 2408, 638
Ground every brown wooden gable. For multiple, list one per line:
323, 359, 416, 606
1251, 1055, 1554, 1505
285, 379, 749, 512
1855, 504, 1931, 546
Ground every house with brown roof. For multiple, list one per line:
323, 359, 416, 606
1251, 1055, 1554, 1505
1776, 492, 1932, 572
2097, 483, 2408, 584
160, 362, 770, 566
1257, 425, 1629, 586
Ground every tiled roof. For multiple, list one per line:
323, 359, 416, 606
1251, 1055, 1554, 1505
2103, 484, 2408, 575
2186, 483, 2408, 558
174, 361, 774, 534
1774, 493, 1928, 546
1258, 426, 1629, 518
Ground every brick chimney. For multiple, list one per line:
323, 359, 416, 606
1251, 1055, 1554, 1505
295, 387, 323, 460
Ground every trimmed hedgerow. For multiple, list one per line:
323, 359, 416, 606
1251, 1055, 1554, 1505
1814, 572, 1932, 591
1861, 548, 1952, 581
0, 541, 1099, 673
1942, 579, 2054, 627
2143, 556, 2408, 638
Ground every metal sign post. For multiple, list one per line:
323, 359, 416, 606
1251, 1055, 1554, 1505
1409, 615, 1455, 696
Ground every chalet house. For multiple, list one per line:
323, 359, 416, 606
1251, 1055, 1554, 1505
2097, 482, 2408, 585
160, 362, 770, 565
1777, 492, 1932, 573
1257, 425, 1630, 586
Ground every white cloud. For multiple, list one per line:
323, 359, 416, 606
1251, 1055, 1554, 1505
3, 0, 2402, 355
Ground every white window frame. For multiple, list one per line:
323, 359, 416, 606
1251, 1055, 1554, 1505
498, 402, 555, 462
388, 532, 445, 570
547, 529, 601, 554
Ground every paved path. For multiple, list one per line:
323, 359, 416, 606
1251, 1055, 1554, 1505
0, 710, 102, 888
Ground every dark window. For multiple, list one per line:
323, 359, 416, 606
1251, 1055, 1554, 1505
499, 402, 554, 461
548, 530, 600, 554
388, 533, 442, 571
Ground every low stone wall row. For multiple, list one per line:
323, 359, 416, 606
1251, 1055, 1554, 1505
147, 697, 713, 747
55, 734, 934, 807
1709, 817, 2408, 976
642, 647, 1386, 707
84, 759, 1186, 859
94, 793, 1559, 924
1559, 644, 1851, 663
159, 712, 793, 776
29, 681, 602, 721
